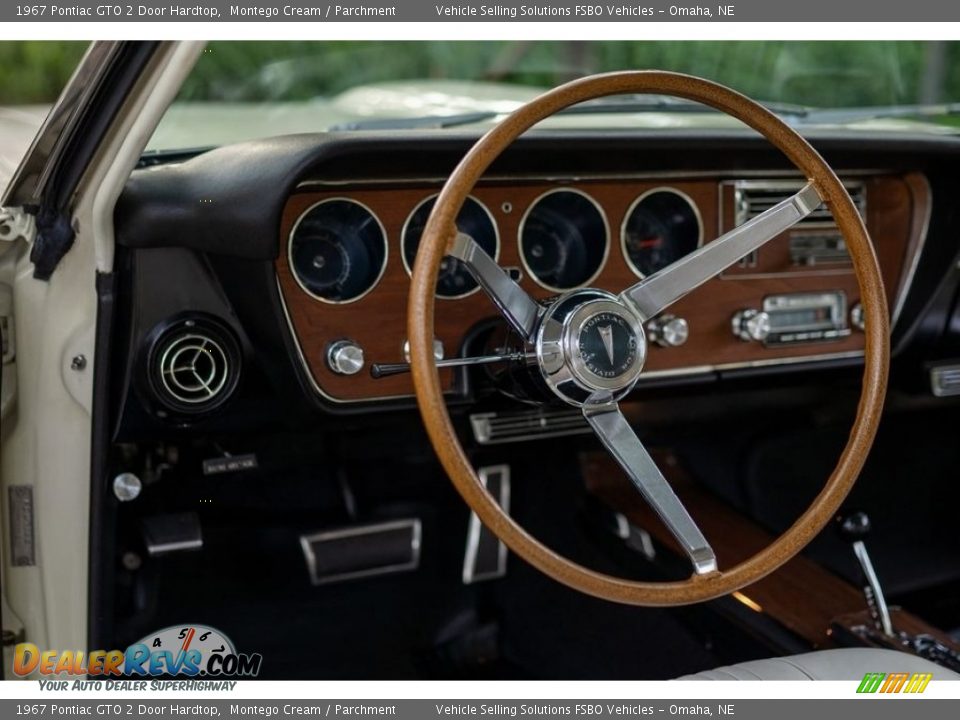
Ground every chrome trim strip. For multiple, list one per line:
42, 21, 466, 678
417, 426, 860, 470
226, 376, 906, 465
145, 538, 203, 557
295, 168, 890, 190
517, 187, 610, 293
399, 193, 501, 300
720, 268, 854, 280
639, 349, 865, 380
287, 197, 389, 305
891, 174, 933, 330
3, 42, 122, 206
620, 186, 704, 280
300, 519, 422, 587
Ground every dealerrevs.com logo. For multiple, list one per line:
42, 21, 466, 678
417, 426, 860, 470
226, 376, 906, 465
13, 624, 262, 678
857, 672, 933, 694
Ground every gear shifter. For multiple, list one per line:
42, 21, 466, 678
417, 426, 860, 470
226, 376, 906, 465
837, 511, 894, 638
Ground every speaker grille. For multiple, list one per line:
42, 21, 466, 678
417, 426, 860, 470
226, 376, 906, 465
148, 318, 240, 414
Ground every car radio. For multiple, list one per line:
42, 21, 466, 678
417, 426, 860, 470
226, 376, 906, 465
732, 291, 851, 346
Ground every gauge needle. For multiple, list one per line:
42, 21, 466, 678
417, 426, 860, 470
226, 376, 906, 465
638, 236, 663, 249
181, 627, 195, 652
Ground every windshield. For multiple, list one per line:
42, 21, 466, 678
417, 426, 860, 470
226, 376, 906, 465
148, 41, 960, 151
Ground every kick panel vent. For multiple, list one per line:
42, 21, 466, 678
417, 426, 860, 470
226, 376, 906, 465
147, 317, 241, 414
734, 179, 866, 227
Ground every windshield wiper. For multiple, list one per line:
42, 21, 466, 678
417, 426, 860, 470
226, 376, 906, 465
804, 102, 960, 124
330, 94, 809, 132
330, 111, 498, 131
566, 94, 808, 118
137, 146, 216, 168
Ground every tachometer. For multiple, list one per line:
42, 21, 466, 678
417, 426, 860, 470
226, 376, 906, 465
289, 198, 388, 304
519, 189, 608, 292
402, 194, 499, 299
621, 189, 702, 278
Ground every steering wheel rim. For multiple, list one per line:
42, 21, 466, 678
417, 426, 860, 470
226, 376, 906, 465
408, 71, 890, 606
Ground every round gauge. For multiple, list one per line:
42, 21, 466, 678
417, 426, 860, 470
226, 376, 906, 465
402, 195, 499, 299
135, 624, 236, 657
289, 199, 388, 304
621, 189, 702, 279
519, 189, 608, 292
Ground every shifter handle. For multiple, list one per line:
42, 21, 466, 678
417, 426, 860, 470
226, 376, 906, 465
838, 511, 872, 542
836, 511, 894, 638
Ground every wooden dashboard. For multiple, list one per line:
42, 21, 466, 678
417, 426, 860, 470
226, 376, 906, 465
276, 172, 928, 403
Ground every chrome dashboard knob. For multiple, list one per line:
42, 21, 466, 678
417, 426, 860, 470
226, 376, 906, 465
327, 340, 365, 376
850, 302, 866, 332
646, 315, 689, 348
732, 309, 771, 342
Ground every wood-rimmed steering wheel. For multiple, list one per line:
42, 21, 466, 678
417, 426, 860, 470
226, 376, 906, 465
408, 71, 889, 606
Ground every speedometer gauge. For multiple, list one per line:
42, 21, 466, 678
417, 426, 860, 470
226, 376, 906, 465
621, 189, 702, 279
519, 189, 608, 292
289, 198, 388, 304
402, 194, 499, 299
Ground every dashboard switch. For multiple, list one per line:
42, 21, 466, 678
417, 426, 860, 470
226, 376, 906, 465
327, 340, 365, 376
646, 315, 689, 348
732, 309, 771, 342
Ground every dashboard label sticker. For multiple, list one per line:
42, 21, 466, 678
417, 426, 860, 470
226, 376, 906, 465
8, 485, 35, 567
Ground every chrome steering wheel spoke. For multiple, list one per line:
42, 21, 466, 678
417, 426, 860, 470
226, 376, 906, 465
449, 231, 542, 341
620, 182, 823, 320
582, 396, 717, 576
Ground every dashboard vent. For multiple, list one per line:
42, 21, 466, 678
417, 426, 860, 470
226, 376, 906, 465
733, 180, 866, 227
147, 317, 241, 414
470, 409, 591, 445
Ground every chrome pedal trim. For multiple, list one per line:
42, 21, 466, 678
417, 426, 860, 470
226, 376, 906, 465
463, 465, 510, 584
930, 363, 960, 398
300, 518, 421, 586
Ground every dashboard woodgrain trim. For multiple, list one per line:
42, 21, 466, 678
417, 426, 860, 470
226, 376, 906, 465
276, 173, 923, 403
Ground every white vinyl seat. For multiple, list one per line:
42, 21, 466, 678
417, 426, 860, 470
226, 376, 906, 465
680, 648, 959, 681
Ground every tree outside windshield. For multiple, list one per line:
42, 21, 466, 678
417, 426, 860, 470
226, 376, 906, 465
2, 41, 956, 108
176, 41, 958, 109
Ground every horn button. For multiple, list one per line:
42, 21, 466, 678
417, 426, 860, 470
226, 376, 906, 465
535, 291, 647, 406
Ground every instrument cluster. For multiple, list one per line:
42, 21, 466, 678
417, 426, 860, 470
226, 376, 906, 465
276, 172, 919, 405
287, 184, 704, 303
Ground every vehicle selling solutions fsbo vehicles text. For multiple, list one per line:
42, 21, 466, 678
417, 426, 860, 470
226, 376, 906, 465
433, 5, 732, 18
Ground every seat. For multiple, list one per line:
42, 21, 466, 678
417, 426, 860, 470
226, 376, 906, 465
680, 648, 959, 681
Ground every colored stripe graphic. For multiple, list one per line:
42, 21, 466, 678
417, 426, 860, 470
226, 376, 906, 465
905, 673, 933, 693
857, 672, 885, 693
857, 671, 932, 694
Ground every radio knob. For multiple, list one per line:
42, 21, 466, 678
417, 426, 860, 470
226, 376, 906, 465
327, 340, 365, 376
647, 315, 689, 348
732, 309, 771, 342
